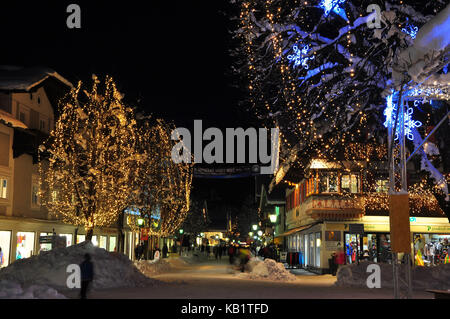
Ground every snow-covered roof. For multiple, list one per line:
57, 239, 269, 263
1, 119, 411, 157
0, 109, 27, 129
0, 66, 73, 92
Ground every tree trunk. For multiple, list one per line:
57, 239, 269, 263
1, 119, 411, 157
85, 227, 94, 241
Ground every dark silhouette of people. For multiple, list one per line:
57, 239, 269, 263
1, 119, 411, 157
218, 244, 223, 260
228, 245, 235, 264
162, 244, 168, 258
79, 253, 94, 299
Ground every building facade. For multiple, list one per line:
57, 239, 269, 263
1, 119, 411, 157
279, 158, 449, 274
0, 67, 139, 268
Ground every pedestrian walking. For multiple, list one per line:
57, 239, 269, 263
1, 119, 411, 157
79, 253, 94, 299
0, 247, 3, 267
163, 244, 168, 258
228, 245, 235, 265
334, 243, 345, 275
218, 245, 223, 260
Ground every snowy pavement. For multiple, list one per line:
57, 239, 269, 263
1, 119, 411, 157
60, 257, 433, 299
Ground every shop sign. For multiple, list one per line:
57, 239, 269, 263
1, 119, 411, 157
349, 224, 364, 234
39, 236, 53, 244
363, 224, 389, 232
411, 225, 450, 233
310, 198, 362, 210
325, 231, 341, 241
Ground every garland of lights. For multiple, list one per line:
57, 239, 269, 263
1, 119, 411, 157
383, 93, 422, 141
39, 76, 139, 237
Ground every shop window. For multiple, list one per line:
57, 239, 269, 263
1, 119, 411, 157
379, 234, 391, 263
315, 232, 321, 267
318, 172, 338, 193
59, 234, 73, 247
309, 233, 315, 267
0, 230, 11, 267
76, 234, 86, 244
304, 234, 308, 265
109, 236, 117, 251
39, 232, 53, 252
341, 173, 360, 193
414, 234, 449, 266
375, 179, 389, 193
91, 236, 98, 246
16, 232, 35, 259
0, 178, 7, 199
40, 119, 45, 131
99, 236, 107, 249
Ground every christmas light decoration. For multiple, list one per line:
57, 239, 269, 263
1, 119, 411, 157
130, 118, 193, 237
318, 0, 347, 19
383, 93, 422, 141
401, 24, 418, 39
287, 44, 315, 69
39, 75, 139, 239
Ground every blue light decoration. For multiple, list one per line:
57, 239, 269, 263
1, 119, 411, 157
402, 24, 418, 39
287, 44, 315, 69
383, 93, 422, 141
125, 206, 161, 220
318, 0, 347, 20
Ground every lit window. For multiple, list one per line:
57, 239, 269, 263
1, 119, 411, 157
341, 173, 360, 193
0, 178, 7, 199
318, 172, 338, 193
375, 179, 389, 193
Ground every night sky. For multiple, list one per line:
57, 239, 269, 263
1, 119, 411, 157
0, 1, 256, 228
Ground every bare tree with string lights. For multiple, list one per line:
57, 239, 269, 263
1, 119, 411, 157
129, 118, 193, 238
39, 75, 140, 240
231, 0, 448, 211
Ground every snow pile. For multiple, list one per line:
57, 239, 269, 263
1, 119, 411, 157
335, 261, 450, 290
134, 258, 173, 277
0, 280, 66, 299
0, 241, 156, 290
246, 258, 297, 282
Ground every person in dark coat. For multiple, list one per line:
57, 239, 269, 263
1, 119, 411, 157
162, 244, 168, 258
79, 253, 94, 299
228, 245, 235, 264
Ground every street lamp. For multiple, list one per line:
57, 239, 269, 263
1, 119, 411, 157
179, 229, 184, 234
257, 230, 263, 237
252, 224, 258, 231
269, 213, 277, 224
268, 213, 277, 244
137, 218, 144, 226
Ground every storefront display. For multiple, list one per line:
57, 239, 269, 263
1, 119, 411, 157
414, 234, 449, 266
0, 231, 11, 267
99, 235, 107, 249
76, 235, 85, 244
39, 232, 53, 252
109, 236, 117, 252
345, 233, 360, 264
91, 236, 98, 246
59, 234, 73, 247
16, 232, 35, 259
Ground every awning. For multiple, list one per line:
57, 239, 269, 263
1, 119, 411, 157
275, 224, 313, 238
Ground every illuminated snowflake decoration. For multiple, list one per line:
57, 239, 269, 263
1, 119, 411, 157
319, 0, 347, 18
287, 44, 315, 69
383, 94, 422, 141
402, 24, 418, 39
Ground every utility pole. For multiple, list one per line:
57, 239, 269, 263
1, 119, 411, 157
387, 89, 413, 299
